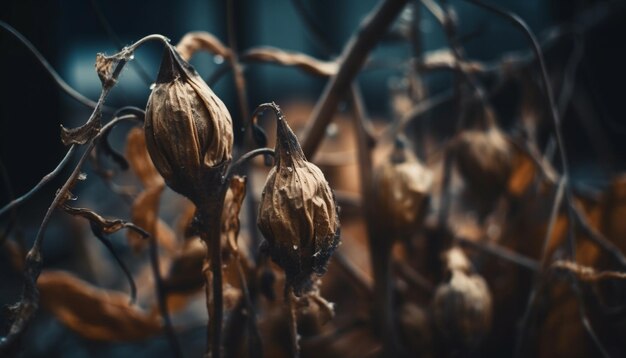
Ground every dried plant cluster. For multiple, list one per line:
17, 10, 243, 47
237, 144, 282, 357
1, 0, 626, 358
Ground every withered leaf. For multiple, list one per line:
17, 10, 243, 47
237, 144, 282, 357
175, 31, 231, 62
95, 53, 125, 87
506, 142, 536, 197
62, 204, 147, 237
60, 112, 102, 146
38, 271, 162, 341
125, 127, 164, 189
242, 47, 338, 77
221, 175, 247, 255
128, 185, 164, 253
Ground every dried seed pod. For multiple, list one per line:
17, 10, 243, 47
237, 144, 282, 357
432, 247, 492, 350
257, 103, 340, 295
373, 138, 432, 237
144, 44, 233, 200
450, 126, 512, 201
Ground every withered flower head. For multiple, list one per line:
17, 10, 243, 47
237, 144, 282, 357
373, 138, 432, 237
144, 44, 233, 200
257, 104, 340, 295
432, 247, 492, 350
450, 126, 512, 201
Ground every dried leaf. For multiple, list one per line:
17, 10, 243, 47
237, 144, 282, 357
125, 127, 164, 189
61, 204, 147, 237
38, 271, 162, 341
242, 47, 338, 77
60, 112, 102, 146
128, 186, 162, 250
176, 31, 231, 62
164, 238, 206, 292
507, 143, 536, 197
221, 175, 247, 256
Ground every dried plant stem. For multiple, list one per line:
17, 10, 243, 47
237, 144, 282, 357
457, 237, 540, 272
198, 181, 229, 358
235, 257, 263, 357
462, 2, 609, 355
333, 250, 373, 296
349, 85, 401, 355
514, 176, 566, 357
0, 20, 103, 110
286, 286, 300, 358
90, 227, 138, 303
0, 145, 76, 218
0, 114, 138, 354
301, 0, 410, 158
148, 231, 182, 358
226, 0, 250, 129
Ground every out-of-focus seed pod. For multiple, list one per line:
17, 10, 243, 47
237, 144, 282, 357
257, 104, 340, 295
450, 126, 512, 201
399, 303, 433, 357
373, 138, 432, 237
144, 44, 233, 200
432, 247, 492, 350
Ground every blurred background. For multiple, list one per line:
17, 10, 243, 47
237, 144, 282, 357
1, 0, 626, 356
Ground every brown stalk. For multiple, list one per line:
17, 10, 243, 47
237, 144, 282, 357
349, 84, 403, 355
300, 0, 410, 159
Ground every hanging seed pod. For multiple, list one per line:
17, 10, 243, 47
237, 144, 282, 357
432, 247, 492, 351
257, 103, 340, 295
144, 43, 233, 200
373, 137, 433, 237
450, 126, 512, 202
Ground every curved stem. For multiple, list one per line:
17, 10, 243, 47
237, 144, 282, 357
148, 230, 183, 358
228, 148, 274, 177
0, 146, 76, 218
0, 20, 105, 111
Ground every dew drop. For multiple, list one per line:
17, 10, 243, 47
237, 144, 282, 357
150, 83, 156, 90
78, 172, 87, 181
293, 245, 298, 250
214, 55, 224, 64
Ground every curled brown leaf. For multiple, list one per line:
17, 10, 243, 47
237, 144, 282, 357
242, 47, 338, 77
175, 31, 231, 62
38, 271, 162, 342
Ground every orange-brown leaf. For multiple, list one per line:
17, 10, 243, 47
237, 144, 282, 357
242, 47, 338, 77
125, 127, 164, 189
38, 271, 162, 341
176, 31, 231, 62
222, 175, 247, 255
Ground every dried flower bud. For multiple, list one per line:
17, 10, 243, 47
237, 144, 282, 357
432, 247, 492, 350
144, 44, 233, 200
450, 127, 512, 201
373, 138, 432, 237
257, 104, 340, 295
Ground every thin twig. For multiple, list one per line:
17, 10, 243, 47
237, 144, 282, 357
514, 176, 566, 357
552, 260, 626, 282
457, 237, 540, 272
463, 2, 609, 356
148, 229, 183, 358
89, 224, 138, 304
0, 146, 76, 218
0, 20, 108, 111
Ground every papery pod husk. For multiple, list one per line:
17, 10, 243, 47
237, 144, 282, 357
144, 43, 233, 200
257, 107, 340, 295
450, 126, 512, 201
373, 140, 433, 237
432, 247, 492, 351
